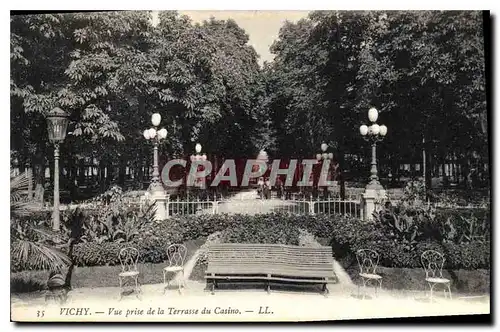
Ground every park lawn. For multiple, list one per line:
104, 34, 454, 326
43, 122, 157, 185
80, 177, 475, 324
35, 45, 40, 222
11, 237, 207, 293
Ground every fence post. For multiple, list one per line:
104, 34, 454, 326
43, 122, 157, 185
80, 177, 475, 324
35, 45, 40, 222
359, 196, 364, 220
309, 197, 315, 215
212, 195, 218, 215
165, 198, 170, 219
196, 196, 201, 214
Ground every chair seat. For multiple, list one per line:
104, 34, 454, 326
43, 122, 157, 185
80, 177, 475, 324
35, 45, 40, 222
164, 266, 183, 273
426, 277, 450, 283
360, 273, 382, 280
119, 271, 139, 277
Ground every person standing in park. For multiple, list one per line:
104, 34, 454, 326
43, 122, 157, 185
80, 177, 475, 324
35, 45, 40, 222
276, 176, 283, 199
257, 177, 264, 199
264, 178, 271, 199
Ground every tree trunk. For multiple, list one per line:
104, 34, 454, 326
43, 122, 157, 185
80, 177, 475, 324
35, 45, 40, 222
338, 150, 346, 200
32, 154, 45, 204
27, 163, 33, 199
118, 159, 126, 187
64, 239, 76, 289
67, 157, 78, 200
423, 138, 432, 196
138, 162, 144, 190
78, 159, 85, 187
99, 161, 107, 192
441, 162, 447, 188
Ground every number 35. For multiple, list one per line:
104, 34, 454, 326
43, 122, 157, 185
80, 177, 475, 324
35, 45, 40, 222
37, 310, 45, 318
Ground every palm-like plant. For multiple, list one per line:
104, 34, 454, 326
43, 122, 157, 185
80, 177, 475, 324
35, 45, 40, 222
11, 170, 71, 272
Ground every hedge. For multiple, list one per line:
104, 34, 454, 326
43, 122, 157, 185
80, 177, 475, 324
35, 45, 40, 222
72, 238, 172, 266
335, 239, 490, 270
69, 214, 303, 267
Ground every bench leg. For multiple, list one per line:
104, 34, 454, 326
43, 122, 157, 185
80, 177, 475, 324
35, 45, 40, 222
322, 283, 329, 298
211, 280, 216, 295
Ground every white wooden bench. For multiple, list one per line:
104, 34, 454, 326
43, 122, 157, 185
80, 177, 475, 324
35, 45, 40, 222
205, 243, 337, 296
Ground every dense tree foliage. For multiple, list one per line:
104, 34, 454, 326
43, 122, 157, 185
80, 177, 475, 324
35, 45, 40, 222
11, 11, 267, 198
264, 10, 488, 192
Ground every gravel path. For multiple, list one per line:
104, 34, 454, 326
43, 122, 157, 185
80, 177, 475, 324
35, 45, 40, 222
11, 281, 489, 322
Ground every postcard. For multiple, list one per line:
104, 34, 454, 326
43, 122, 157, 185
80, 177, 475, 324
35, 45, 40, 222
10, 9, 491, 323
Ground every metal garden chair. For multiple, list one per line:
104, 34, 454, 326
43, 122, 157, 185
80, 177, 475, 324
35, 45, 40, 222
421, 250, 452, 302
163, 244, 188, 294
118, 247, 141, 300
356, 249, 383, 299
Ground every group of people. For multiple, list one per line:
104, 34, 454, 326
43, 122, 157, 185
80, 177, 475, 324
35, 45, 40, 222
257, 177, 286, 200
257, 177, 271, 199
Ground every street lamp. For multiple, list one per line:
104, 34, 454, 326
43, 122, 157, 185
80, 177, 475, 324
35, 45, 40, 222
359, 107, 388, 190
190, 143, 207, 191
143, 113, 168, 192
315, 143, 334, 197
190, 143, 207, 163
316, 142, 334, 162
46, 107, 70, 232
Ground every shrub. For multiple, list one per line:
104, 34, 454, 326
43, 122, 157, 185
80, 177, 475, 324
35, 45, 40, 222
220, 214, 300, 245
72, 237, 174, 266
72, 242, 124, 266
373, 200, 490, 246
330, 238, 490, 270
298, 229, 321, 247
435, 208, 490, 243
432, 189, 490, 207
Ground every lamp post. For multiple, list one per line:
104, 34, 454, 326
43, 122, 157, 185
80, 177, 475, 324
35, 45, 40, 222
190, 143, 207, 163
359, 108, 388, 190
143, 113, 168, 192
316, 143, 334, 198
46, 107, 70, 232
190, 144, 207, 194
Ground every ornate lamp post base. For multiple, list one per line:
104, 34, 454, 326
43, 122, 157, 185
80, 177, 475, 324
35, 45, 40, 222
361, 187, 387, 221
366, 180, 385, 191
147, 182, 169, 221
148, 181, 165, 193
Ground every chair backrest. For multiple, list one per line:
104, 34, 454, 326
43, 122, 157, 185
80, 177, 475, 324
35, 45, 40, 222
421, 250, 445, 279
119, 247, 139, 273
167, 244, 187, 268
356, 249, 380, 275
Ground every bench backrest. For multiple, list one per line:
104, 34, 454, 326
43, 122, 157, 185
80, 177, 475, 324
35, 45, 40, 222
206, 243, 335, 277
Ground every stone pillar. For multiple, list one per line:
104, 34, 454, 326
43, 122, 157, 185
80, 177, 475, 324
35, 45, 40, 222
361, 186, 387, 221
150, 190, 169, 221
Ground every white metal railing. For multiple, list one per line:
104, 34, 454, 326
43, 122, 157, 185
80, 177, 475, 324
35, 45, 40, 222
166, 196, 362, 218
432, 202, 490, 210
168, 198, 221, 216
